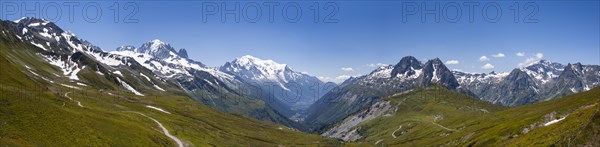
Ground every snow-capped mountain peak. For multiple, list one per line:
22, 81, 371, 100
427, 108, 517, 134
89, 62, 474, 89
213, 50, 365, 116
345, 56, 459, 90
151, 39, 165, 46
453, 70, 510, 84
133, 39, 178, 59
112, 40, 215, 78
367, 65, 394, 79
222, 55, 284, 82
391, 56, 422, 78
455, 59, 562, 87
227, 55, 289, 78
520, 59, 565, 84
14, 17, 50, 25
146, 39, 170, 52
236, 55, 287, 70
219, 55, 332, 110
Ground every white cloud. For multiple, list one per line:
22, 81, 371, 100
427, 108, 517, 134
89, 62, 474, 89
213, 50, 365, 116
516, 52, 525, 57
492, 53, 505, 58
517, 52, 544, 67
318, 75, 352, 84
535, 52, 543, 58
445, 60, 459, 65
341, 67, 354, 72
366, 63, 388, 67
479, 56, 490, 62
481, 63, 495, 69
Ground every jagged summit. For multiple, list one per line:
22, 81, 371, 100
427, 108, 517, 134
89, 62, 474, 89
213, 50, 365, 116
116, 45, 136, 51
151, 39, 164, 44
12, 17, 63, 35
137, 39, 177, 59
391, 56, 422, 78
520, 59, 565, 84
178, 48, 188, 58
14, 17, 50, 24
111, 39, 217, 79
113, 39, 182, 60
421, 58, 459, 88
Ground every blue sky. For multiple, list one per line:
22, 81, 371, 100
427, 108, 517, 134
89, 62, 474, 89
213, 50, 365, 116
1, 1, 599, 83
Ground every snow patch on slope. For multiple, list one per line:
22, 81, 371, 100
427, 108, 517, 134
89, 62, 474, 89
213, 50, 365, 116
140, 73, 166, 91
543, 116, 567, 126
44, 55, 80, 80
88, 51, 123, 66
116, 77, 144, 96
113, 71, 123, 77
30, 41, 47, 50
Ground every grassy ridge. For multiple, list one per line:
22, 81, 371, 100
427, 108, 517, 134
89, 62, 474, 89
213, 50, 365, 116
461, 86, 599, 146
341, 85, 599, 146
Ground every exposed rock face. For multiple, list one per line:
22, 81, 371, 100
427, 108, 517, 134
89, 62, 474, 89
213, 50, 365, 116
178, 48, 188, 58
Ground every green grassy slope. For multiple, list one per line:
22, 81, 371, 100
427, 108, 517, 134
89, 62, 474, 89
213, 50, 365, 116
339, 85, 599, 146
338, 85, 505, 146
458, 87, 599, 146
0, 36, 338, 146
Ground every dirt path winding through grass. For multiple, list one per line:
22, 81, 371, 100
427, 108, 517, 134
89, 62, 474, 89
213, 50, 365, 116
64, 92, 84, 107
125, 111, 184, 147
430, 121, 458, 132
391, 125, 402, 138
391, 120, 457, 139
407, 119, 458, 132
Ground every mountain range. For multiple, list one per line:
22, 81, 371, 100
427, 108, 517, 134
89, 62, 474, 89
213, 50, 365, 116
304, 56, 600, 132
0, 17, 345, 146
455, 60, 600, 106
